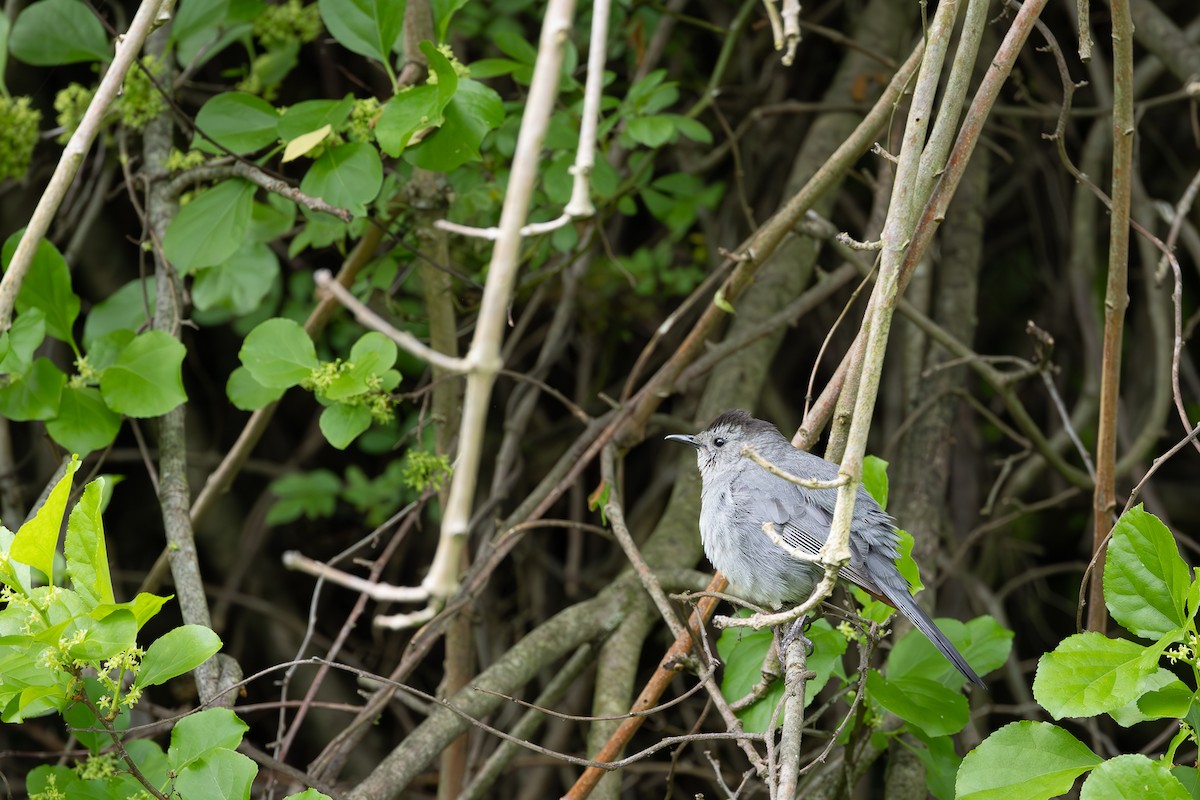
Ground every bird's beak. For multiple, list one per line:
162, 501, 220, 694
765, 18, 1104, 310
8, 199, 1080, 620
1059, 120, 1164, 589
665, 434, 700, 449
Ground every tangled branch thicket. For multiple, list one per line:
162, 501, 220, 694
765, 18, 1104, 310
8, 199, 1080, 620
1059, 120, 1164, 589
1, 0, 1198, 797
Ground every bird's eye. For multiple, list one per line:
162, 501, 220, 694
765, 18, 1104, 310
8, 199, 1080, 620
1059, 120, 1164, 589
713, 437, 726, 447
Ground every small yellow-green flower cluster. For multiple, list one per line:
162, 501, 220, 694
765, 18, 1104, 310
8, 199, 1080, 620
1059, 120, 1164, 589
346, 97, 382, 143
29, 772, 68, 800
0, 96, 42, 182
402, 450, 452, 492
303, 359, 345, 394
120, 56, 167, 130
74, 752, 120, 781
836, 620, 862, 643
254, 0, 323, 48
303, 360, 397, 423
166, 148, 207, 173
53, 83, 93, 144
427, 43, 471, 82
1163, 634, 1197, 667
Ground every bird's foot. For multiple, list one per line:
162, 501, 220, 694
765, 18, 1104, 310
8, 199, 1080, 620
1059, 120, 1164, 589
777, 617, 813, 666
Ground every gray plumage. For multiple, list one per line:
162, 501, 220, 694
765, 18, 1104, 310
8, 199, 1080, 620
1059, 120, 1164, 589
667, 409, 985, 689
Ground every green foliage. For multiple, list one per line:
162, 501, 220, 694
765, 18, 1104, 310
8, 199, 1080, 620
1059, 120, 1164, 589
119, 56, 168, 130
268, 469, 342, 524
254, 0, 323, 47
0, 463, 216, 723
0, 97, 42, 181
269, 453, 440, 527
194, 92, 281, 155
301, 142, 383, 216
0, 234, 191, 454
0, 460, 332, 800
8, 0, 109, 66
717, 617, 847, 732
861, 455, 889, 509
235, 320, 400, 449
957, 506, 1199, 798
164, 179, 257, 271
318, 0, 405, 82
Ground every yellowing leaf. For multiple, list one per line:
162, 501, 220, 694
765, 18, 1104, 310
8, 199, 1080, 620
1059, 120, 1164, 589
282, 124, 332, 163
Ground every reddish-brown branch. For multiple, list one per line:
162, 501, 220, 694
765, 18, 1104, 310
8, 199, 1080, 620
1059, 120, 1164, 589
1089, 0, 1135, 633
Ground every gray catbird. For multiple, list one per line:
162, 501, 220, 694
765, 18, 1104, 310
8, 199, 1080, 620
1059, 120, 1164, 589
667, 409, 985, 689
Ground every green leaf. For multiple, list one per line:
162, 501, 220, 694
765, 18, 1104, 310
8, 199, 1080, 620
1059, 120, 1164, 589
99, 330, 187, 417
267, 469, 340, 524
170, 0, 233, 66
625, 115, 676, 148
911, 732, 962, 800
715, 617, 846, 732
90, 591, 171, 630
0, 308, 46, 374
669, 114, 713, 144
1173, 766, 1200, 798
323, 332, 398, 401
238, 318, 318, 388
2, 232, 80, 346
317, 0, 405, 65
193, 92, 280, 155
1033, 632, 1163, 719
300, 142, 382, 217
192, 241, 278, 316
81, 277, 156, 352
1105, 505, 1190, 638
861, 455, 888, 509
376, 85, 442, 156
163, 179, 256, 272
867, 671, 969, 737
284, 790, 335, 800
894, 529, 924, 596
430, 0, 468, 40
1188, 568, 1200, 623
137, 625, 222, 689
9, 0, 109, 65
374, 45, 459, 157
249, 196, 297, 243
405, 79, 503, 172
67, 608, 136, 661
1079, 754, 1189, 800
350, 332, 398, 375
168, 707, 248, 771
886, 616, 1011, 689
46, 385, 122, 456
1109, 669, 1194, 727
11, 455, 79, 580
0, 357, 65, 420
319, 403, 372, 449
0, 526, 34, 593
226, 365, 286, 411
64, 479, 115, 607
65, 677, 131, 755
716, 623, 783, 732
176, 748, 257, 800
956, 721, 1101, 800
0, 16, 9, 92
86, 329, 136, 372
277, 95, 354, 142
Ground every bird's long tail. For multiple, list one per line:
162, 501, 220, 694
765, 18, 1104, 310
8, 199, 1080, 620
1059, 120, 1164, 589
885, 587, 987, 689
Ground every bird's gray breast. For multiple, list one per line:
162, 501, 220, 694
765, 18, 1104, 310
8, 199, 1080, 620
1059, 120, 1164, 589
699, 470, 823, 607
